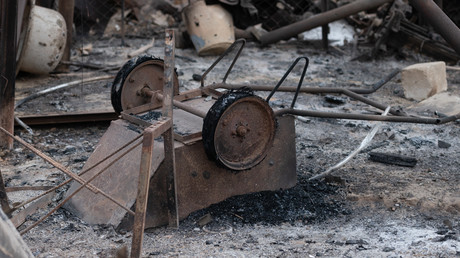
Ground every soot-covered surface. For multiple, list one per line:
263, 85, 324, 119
186, 178, 347, 226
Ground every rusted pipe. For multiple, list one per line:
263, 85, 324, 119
275, 108, 460, 124
409, 0, 460, 55
208, 82, 405, 116
0, 126, 136, 216
260, 0, 393, 45
11, 134, 143, 213
20, 140, 141, 235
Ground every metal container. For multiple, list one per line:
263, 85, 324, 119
182, 0, 235, 56
18, 5, 67, 74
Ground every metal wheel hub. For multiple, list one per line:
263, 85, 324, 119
111, 55, 179, 113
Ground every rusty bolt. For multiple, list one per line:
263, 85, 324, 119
236, 125, 247, 137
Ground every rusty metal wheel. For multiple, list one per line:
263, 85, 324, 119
203, 89, 276, 171
111, 55, 179, 113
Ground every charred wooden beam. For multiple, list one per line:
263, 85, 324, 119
369, 152, 417, 167
0, 170, 11, 215
0, 0, 17, 149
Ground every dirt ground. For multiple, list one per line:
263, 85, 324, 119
2, 33, 460, 257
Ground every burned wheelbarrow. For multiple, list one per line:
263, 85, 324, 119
64, 34, 460, 239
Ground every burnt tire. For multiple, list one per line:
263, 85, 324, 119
203, 88, 276, 171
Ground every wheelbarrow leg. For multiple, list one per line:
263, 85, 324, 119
130, 127, 156, 258
130, 29, 178, 258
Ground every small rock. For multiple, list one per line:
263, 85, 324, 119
438, 140, 451, 149
324, 95, 347, 105
411, 240, 424, 246
326, 240, 345, 246
192, 74, 202, 81
443, 219, 453, 229
73, 156, 88, 163
432, 233, 457, 242
399, 129, 410, 135
407, 137, 433, 148
205, 240, 213, 245
382, 247, 395, 252
45, 148, 59, 155
63, 145, 77, 154
436, 229, 449, 235
345, 239, 368, 245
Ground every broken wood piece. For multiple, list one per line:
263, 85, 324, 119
128, 38, 155, 58
368, 152, 417, 167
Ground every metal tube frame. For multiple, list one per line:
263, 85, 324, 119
190, 40, 459, 125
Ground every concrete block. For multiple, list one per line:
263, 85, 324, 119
401, 61, 447, 101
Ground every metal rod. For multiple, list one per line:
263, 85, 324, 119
353, 69, 400, 94
6, 186, 54, 192
0, 127, 96, 192
15, 75, 114, 109
265, 57, 310, 108
11, 134, 143, 212
0, 126, 136, 215
260, 0, 393, 45
20, 141, 141, 235
154, 93, 208, 118
210, 82, 404, 116
275, 108, 460, 124
207, 66, 398, 96
200, 39, 246, 87
409, 0, 460, 55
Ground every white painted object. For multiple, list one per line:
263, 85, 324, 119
299, 20, 355, 46
18, 5, 67, 74
401, 62, 447, 101
182, 0, 235, 56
